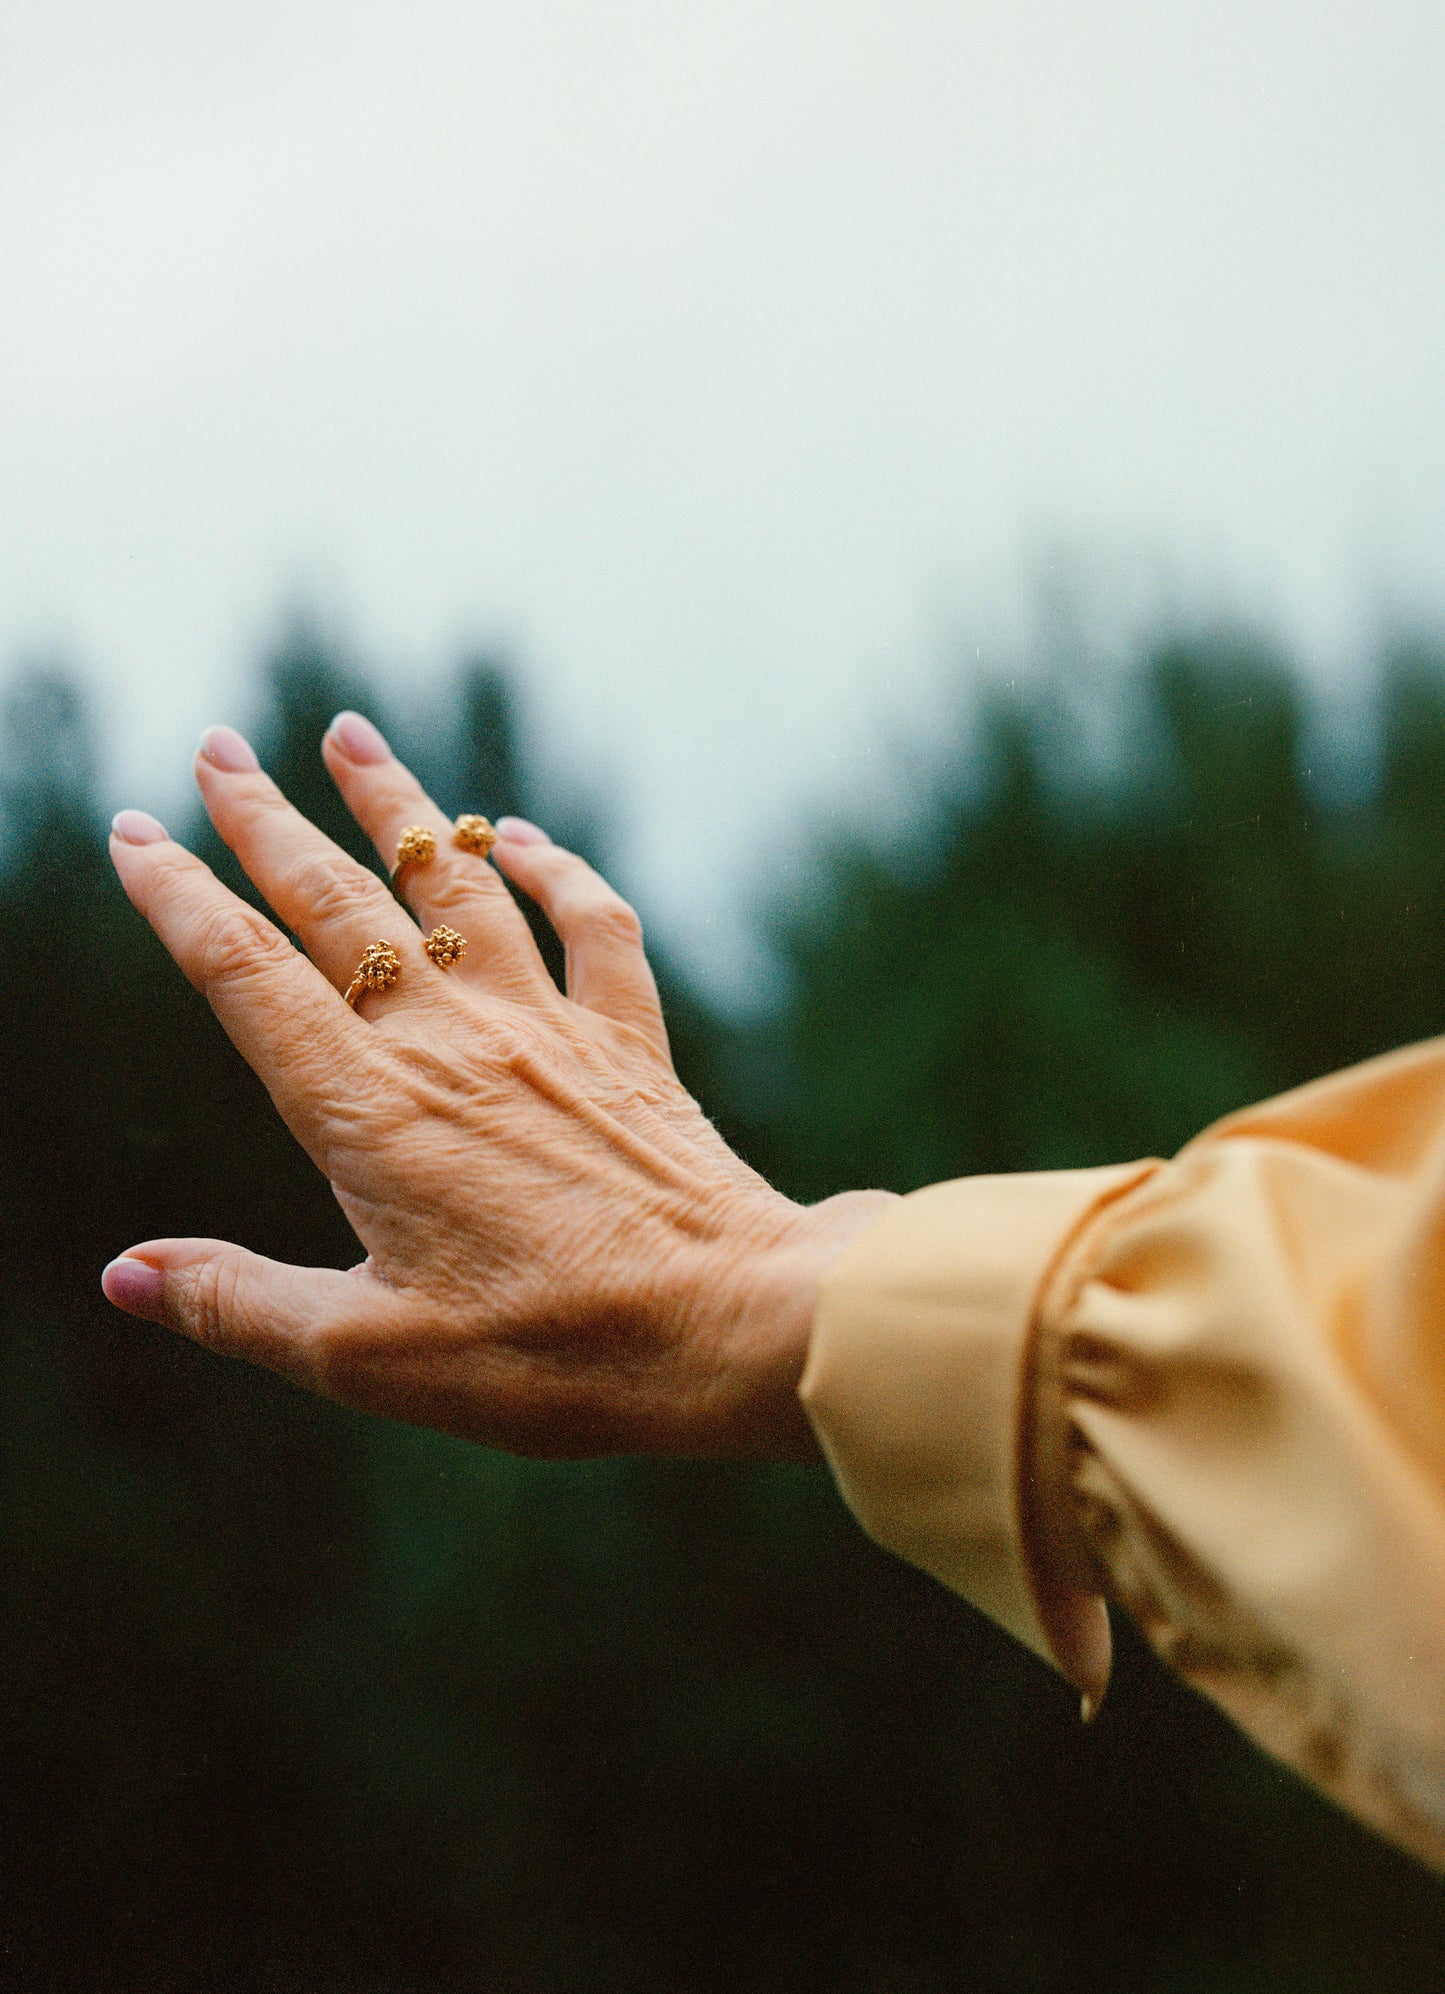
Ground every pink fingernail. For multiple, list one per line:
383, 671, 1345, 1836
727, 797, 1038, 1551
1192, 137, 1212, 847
111, 809, 169, 845
494, 816, 551, 846
102, 1257, 166, 1315
329, 711, 391, 764
200, 725, 260, 773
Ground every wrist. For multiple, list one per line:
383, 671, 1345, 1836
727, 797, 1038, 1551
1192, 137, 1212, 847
688, 1188, 901, 1461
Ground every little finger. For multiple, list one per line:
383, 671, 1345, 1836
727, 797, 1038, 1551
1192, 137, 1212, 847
491, 819, 668, 1056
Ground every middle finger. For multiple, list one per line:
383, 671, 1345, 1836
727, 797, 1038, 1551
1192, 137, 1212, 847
320, 710, 554, 1002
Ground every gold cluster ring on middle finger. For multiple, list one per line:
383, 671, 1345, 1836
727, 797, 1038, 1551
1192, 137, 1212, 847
390, 823, 437, 890
452, 813, 497, 857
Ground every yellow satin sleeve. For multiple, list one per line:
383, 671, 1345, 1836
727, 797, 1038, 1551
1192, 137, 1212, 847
801, 1037, 1445, 1870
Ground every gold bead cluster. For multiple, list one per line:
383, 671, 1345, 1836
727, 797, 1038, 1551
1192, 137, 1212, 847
392, 814, 497, 883
344, 939, 402, 1007
355, 939, 402, 989
452, 813, 497, 857
395, 824, 437, 868
358, 809, 496, 1010
424, 924, 467, 968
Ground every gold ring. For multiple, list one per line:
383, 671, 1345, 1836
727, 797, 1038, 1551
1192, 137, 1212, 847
390, 824, 437, 886
453, 813, 497, 857
344, 939, 402, 1007
425, 925, 468, 968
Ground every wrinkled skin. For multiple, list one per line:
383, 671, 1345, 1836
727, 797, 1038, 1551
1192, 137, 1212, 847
103, 714, 893, 1459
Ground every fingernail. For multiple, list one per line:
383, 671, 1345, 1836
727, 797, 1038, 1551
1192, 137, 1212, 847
494, 816, 551, 846
328, 711, 390, 765
102, 1256, 166, 1316
199, 725, 260, 773
111, 809, 169, 845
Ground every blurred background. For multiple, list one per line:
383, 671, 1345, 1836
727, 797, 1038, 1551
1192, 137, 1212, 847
3, 3, 1445, 1989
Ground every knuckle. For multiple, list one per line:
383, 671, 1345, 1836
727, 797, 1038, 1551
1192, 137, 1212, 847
287, 848, 385, 928
420, 865, 503, 918
183, 1256, 240, 1353
193, 905, 292, 990
440, 1007, 539, 1086
381, 778, 433, 822
384, 1035, 467, 1099
482, 1014, 536, 1070
144, 845, 218, 913
388, 1010, 538, 1093
147, 843, 201, 889
584, 894, 644, 949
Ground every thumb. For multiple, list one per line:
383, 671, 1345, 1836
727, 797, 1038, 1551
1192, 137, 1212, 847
102, 1238, 383, 1393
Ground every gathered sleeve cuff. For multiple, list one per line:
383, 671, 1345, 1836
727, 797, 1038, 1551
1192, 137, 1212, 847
799, 1161, 1156, 1704
800, 1037, 1445, 1872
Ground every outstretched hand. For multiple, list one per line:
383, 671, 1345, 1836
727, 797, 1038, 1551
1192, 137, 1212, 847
102, 713, 892, 1459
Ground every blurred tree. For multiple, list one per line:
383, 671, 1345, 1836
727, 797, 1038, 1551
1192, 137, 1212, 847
453, 654, 535, 827
3, 625, 1445, 1994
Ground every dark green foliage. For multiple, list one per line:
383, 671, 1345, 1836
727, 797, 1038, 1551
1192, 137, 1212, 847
2, 628, 1445, 1992
736, 636, 1445, 1207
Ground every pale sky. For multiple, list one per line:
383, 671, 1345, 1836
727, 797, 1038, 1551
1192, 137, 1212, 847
2, 1, 1442, 993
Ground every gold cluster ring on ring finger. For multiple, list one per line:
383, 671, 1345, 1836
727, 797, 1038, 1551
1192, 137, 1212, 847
344, 939, 403, 1008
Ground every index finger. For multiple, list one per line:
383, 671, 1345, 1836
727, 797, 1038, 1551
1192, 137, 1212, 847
109, 811, 385, 1170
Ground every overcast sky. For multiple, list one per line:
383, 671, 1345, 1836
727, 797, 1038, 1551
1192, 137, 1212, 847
2, 0, 1441, 992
